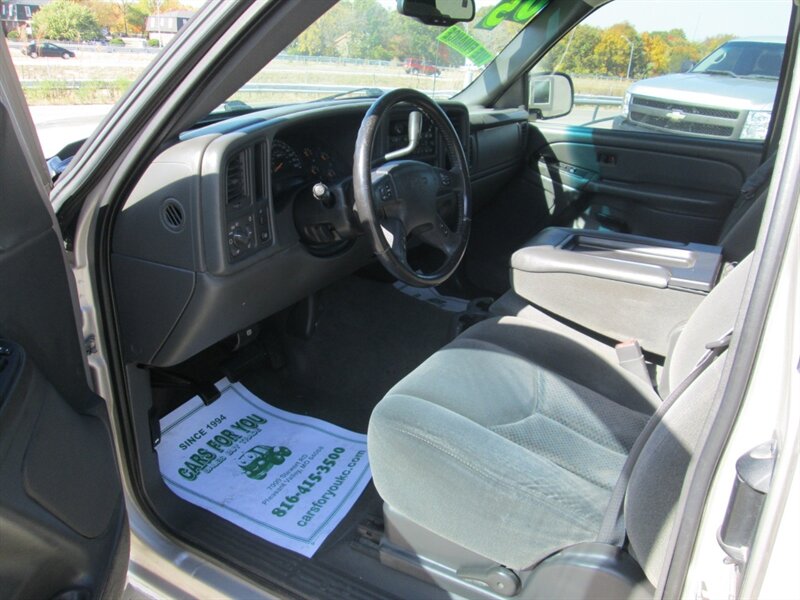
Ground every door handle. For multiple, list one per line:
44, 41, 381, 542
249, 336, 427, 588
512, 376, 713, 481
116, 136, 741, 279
597, 152, 617, 165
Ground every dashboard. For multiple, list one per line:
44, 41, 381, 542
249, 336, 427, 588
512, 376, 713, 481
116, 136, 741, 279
111, 99, 471, 367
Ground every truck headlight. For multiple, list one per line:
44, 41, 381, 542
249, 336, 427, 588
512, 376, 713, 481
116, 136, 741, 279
741, 111, 772, 140
621, 92, 631, 118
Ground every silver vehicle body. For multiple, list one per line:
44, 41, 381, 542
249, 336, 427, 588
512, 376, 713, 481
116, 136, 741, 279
615, 37, 784, 140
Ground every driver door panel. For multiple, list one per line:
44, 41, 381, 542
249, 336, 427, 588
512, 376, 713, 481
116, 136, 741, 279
0, 338, 128, 599
0, 40, 128, 599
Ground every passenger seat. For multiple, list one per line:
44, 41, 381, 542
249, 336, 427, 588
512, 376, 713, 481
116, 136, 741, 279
367, 251, 753, 598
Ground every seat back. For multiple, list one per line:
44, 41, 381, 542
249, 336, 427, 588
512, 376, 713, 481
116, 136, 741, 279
717, 155, 775, 261
624, 255, 752, 584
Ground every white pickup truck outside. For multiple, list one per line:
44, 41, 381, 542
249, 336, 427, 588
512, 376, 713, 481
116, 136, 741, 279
614, 37, 785, 141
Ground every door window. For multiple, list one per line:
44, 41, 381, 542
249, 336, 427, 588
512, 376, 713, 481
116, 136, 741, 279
531, 0, 792, 143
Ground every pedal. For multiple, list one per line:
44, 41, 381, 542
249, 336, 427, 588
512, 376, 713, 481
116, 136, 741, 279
221, 343, 268, 382
288, 293, 320, 340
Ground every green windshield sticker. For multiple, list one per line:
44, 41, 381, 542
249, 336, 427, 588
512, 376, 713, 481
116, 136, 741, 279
437, 26, 493, 66
476, 0, 550, 30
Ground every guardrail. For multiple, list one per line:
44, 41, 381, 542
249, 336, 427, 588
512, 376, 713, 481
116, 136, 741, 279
19, 80, 460, 100
575, 94, 623, 122
21, 78, 622, 104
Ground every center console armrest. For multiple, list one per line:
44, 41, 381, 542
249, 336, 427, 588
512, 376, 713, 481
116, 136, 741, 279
510, 228, 723, 356
514, 228, 723, 292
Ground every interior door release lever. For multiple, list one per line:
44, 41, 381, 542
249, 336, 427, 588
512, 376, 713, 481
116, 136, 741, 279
597, 152, 617, 165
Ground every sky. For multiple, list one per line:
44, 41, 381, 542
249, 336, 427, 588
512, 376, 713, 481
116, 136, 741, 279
185, 1, 792, 42
377, 0, 793, 41
583, 0, 792, 41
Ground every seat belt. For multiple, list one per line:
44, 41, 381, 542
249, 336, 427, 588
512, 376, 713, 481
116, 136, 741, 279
739, 154, 776, 203
615, 339, 652, 386
596, 329, 734, 547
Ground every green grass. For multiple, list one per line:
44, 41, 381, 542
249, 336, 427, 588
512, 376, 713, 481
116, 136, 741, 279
571, 76, 631, 97
23, 79, 132, 104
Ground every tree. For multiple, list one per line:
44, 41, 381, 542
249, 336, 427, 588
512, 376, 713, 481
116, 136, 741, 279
533, 21, 737, 81
386, 10, 455, 64
31, 0, 102, 42
540, 24, 602, 74
284, 2, 346, 57
594, 23, 645, 78
698, 34, 735, 58
641, 32, 671, 75
110, 0, 134, 36
125, 3, 148, 34
82, 0, 118, 34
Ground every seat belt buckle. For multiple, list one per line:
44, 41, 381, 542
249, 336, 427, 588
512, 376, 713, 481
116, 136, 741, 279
615, 340, 651, 385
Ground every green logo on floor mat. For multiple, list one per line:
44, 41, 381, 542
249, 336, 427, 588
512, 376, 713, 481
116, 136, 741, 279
238, 445, 292, 480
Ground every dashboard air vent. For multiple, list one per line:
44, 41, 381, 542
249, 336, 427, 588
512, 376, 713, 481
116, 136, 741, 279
226, 152, 247, 207
160, 198, 185, 232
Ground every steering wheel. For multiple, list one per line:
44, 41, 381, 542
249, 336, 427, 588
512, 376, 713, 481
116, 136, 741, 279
353, 88, 471, 287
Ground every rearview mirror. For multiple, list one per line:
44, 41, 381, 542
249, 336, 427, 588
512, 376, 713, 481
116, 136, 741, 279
397, 0, 476, 26
528, 73, 574, 119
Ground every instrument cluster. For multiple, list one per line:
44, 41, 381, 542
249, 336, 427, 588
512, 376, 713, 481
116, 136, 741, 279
271, 138, 342, 196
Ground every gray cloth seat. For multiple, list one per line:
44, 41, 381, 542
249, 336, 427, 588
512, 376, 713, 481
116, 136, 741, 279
368, 255, 751, 579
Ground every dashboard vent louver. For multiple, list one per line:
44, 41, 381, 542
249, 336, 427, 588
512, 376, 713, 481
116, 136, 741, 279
160, 198, 185, 232
226, 152, 247, 207
468, 136, 476, 170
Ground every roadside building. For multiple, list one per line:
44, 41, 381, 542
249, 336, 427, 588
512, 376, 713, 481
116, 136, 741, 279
145, 9, 193, 46
1, 0, 48, 37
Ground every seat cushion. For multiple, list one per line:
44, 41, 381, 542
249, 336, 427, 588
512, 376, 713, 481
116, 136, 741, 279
368, 316, 660, 570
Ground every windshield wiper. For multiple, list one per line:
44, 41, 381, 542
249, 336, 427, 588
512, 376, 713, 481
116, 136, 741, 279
314, 87, 385, 102
745, 74, 779, 80
701, 69, 739, 78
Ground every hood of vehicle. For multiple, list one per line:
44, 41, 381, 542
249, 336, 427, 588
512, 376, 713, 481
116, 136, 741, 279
628, 73, 777, 111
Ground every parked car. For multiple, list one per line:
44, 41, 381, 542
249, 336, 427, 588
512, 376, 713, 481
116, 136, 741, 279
404, 57, 440, 76
22, 41, 75, 59
614, 37, 784, 140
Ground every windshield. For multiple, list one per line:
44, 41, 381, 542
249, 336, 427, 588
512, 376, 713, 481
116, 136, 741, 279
692, 40, 784, 79
221, 0, 531, 110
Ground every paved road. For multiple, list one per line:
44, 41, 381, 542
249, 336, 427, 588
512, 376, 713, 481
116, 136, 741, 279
28, 104, 112, 157
30, 104, 111, 157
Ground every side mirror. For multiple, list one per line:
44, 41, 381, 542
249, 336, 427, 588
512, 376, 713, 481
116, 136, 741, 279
528, 73, 574, 119
397, 0, 476, 26
680, 59, 696, 73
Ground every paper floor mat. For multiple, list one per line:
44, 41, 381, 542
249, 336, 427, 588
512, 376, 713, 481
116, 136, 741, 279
157, 379, 371, 558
